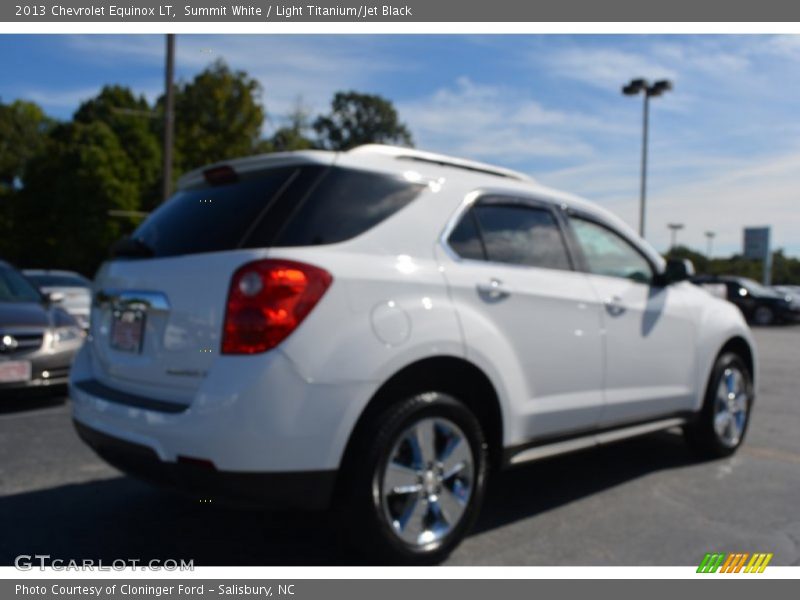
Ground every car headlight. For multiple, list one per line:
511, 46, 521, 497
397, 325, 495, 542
52, 325, 85, 347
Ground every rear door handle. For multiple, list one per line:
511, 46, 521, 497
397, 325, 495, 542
604, 296, 626, 316
477, 279, 510, 301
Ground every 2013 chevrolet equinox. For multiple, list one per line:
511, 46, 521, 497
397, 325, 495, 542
70, 145, 756, 563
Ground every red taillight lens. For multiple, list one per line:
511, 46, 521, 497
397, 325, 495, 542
222, 259, 332, 354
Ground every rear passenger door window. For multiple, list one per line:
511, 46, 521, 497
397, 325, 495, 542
448, 201, 572, 271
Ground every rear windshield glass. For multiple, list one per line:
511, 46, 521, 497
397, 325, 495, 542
130, 166, 302, 259
123, 165, 424, 259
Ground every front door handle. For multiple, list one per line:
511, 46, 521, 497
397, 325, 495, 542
604, 296, 626, 316
477, 279, 510, 301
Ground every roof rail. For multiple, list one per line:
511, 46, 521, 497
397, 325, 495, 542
348, 144, 533, 182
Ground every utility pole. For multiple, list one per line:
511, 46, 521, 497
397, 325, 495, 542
162, 34, 175, 202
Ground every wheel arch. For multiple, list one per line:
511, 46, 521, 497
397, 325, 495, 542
695, 334, 756, 415
718, 335, 756, 385
335, 355, 504, 496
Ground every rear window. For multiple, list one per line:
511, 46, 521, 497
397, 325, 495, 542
124, 165, 424, 259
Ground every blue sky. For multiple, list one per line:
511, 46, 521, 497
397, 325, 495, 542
2, 34, 799, 256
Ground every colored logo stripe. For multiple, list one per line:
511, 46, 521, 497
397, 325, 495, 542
745, 553, 773, 573
697, 552, 773, 573
697, 553, 725, 573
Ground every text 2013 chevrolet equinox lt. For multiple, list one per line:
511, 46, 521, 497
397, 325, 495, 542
71, 145, 756, 563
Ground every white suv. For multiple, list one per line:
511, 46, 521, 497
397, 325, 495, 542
70, 145, 756, 563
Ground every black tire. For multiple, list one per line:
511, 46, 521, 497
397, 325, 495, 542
336, 392, 488, 564
684, 352, 753, 458
753, 306, 774, 326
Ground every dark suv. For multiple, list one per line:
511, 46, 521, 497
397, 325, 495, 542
692, 275, 800, 325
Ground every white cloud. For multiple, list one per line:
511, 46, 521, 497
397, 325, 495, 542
546, 150, 800, 256
542, 46, 677, 91
398, 77, 627, 164
651, 151, 800, 251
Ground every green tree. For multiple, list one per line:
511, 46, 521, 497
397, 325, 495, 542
10, 121, 140, 275
0, 99, 52, 189
166, 60, 266, 173
771, 250, 800, 284
313, 91, 413, 151
74, 85, 162, 210
268, 98, 316, 152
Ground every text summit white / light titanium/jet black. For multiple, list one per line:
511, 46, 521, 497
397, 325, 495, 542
70, 144, 756, 563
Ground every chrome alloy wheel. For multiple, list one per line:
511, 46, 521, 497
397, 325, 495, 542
379, 417, 474, 547
713, 366, 749, 448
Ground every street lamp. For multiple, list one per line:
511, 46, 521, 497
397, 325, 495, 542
705, 231, 716, 258
622, 78, 673, 239
667, 223, 684, 250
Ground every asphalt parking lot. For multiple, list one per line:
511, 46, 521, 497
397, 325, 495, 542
1, 326, 798, 566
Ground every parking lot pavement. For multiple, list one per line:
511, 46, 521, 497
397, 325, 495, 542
1, 326, 799, 567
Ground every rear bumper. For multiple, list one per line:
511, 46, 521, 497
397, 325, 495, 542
74, 420, 336, 510
69, 343, 375, 473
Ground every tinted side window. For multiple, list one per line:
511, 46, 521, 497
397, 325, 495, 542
269, 168, 424, 247
472, 204, 571, 270
448, 210, 486, 261
570, 217, 653, 283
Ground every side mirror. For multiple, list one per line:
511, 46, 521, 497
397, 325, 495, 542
46, 291, 66, 304
659, 258, 695, 285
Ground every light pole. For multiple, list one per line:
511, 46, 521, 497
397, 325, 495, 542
667, 223, 684, 250
162, 34, 176, 202
622, 78, 672, 239
705, 231, 716, 258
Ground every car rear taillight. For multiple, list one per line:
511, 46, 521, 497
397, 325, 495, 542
221, 259, 332, 354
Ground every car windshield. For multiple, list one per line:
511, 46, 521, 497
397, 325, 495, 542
25, 273, 89, 288
740, 278, 782, 298
0, 268, 43, 303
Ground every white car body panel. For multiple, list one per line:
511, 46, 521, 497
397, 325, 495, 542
70, 145, 756, 479
585, 275, 698, 426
